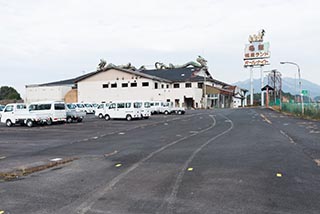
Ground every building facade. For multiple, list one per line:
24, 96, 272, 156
25, 59, 248, 109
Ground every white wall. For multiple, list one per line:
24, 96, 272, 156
25, 85, 73, 104
77, 69, 203, 107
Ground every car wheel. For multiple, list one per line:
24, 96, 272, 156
126, 114, 132, 121
47, 118, 52, 125
6, 119, 13, 127
67, 117, 73, 123
105, 114, 110, 121
164, 111, 169, 115
98, 114, 103, 119
77, 118, 83, 123
26, 120, 33, 127
178, 110, 182, 115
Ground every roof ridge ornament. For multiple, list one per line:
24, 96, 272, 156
248, 29, 265, 43
155, 56, 208, 70
97, 59, 146, 71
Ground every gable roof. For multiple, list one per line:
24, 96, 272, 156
140, 67, 233, 88
140, 67, 208, 82
75, 67, 172, 83
26, 72, 96, 88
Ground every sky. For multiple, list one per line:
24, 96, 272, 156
1, 0, 320, 98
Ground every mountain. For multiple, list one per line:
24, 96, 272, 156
233, 78, 320, 98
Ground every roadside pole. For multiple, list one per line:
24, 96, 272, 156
250, 66, 253, 105
260, 66, 264, 106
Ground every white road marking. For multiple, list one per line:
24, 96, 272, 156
58, 113, 216, 214
280, 130, 296, 144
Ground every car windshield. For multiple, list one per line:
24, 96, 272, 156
76, 104, 84, 108
144, 102, 150, 108
67, 104, 76, 109
85, 104, 92, 107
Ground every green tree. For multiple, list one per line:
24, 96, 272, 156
0, 86, 22, 100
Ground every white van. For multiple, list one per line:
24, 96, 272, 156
139, 101, 151, 119
150, 101, 161, 114
1, 103, 49, 127
104, 101, 142, 121
83, 103, 95, 114
29, 101, 67, 125
95, 103, 110, 119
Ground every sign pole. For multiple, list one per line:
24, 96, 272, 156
260, 66, 264, 106
250, 66, 253, 105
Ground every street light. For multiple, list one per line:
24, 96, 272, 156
280, 61, 304, 115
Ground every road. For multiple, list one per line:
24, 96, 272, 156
0, 108, 320, 214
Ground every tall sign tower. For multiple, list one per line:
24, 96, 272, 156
244, 29, 271, 106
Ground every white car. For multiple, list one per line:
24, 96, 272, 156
65, 103, 86, 123
138, 101, 151, 119
1, 103, 49, 127
95, 103, 110, 119
83, 103, 95, 114
0, 105, 5, 119
104, 101, 142, 121
29, 101, 67, 125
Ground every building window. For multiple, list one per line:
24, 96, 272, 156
155, 82, 158, 89
185, 83, 192, 88
173, 83, 180, 88
161, 84, 164, 88
142, 82, 149, 87
111, 83, 117, 88
122, 83, 128, 88
102, 84, 109, 88
131, 82, 137, 87
166, 84, 169, 88
198, 83, 203, 88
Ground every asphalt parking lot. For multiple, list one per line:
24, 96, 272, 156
0, 112, 192, 173
1, 108, 320, 214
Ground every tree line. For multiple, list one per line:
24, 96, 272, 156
0, 86, 21, 100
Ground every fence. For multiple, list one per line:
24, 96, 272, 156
280, 102, 320, 119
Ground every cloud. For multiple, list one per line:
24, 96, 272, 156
0, 0, 320, 97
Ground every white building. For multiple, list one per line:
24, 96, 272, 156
25, 60, 248, 109
25, 79, 75, 104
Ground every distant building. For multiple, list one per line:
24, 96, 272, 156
25, 60, 248, 108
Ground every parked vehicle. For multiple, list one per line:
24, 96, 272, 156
29, 101, 67, 125
83, 103, 95, 114
139, 101, 151, 119
159, 102, 172, 115
65, 103, 86, 123
170, 106, 186, 115
95, 103, 110, 119
104, 101, 142, 121
159, 102, 186, 115
74, 103, 86, 113
0, 105, 5, 119
150, 101, 161, 114
0, 103, 49, 127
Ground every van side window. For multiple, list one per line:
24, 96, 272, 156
125, 103, 131, 108
4, 105, 13, 112
117, 103, 125, 109
109, 103, 116, 109
39, 104, 51, 110
134, 102, 142, 108
54, 104, 65, 110
16, 105, 26, 109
